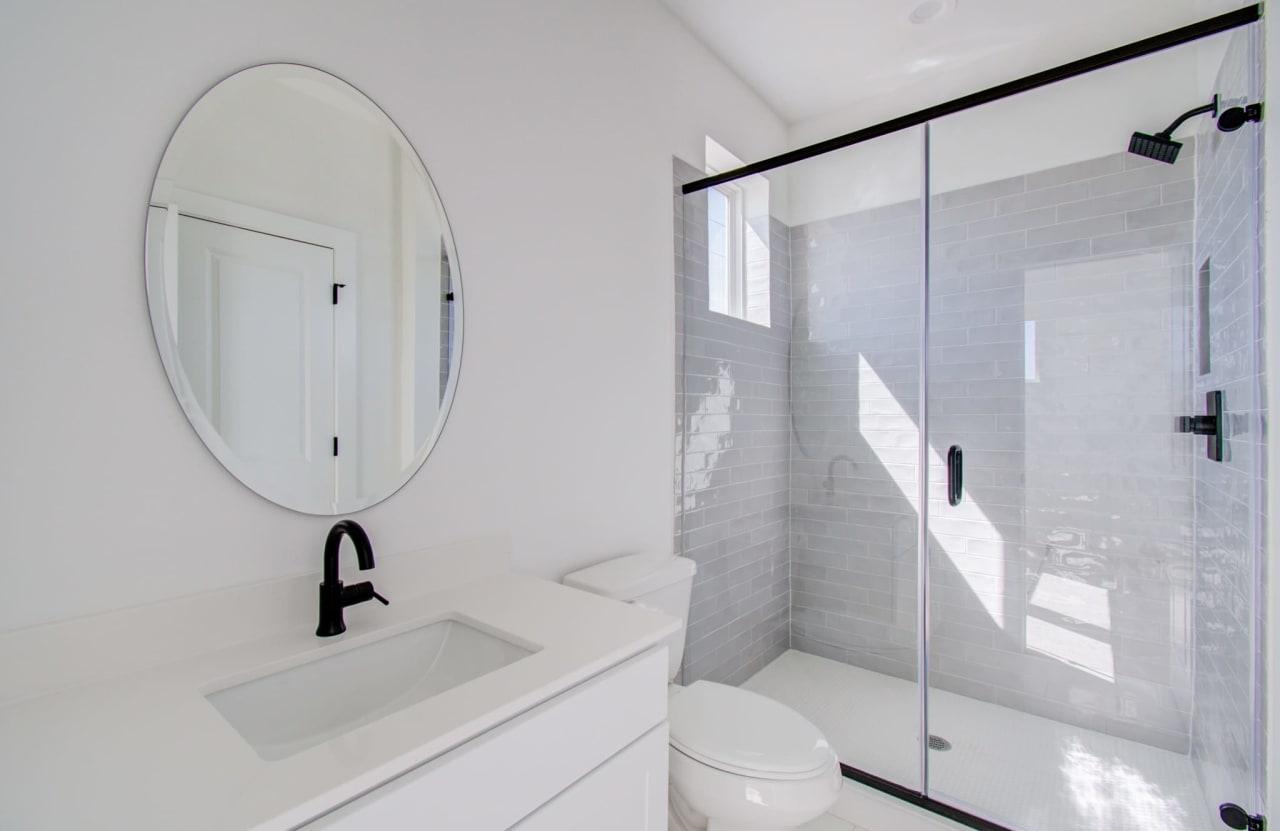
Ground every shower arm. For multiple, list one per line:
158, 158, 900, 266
1156, 95, 1218, 137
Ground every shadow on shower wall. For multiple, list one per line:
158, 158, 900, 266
677, 144, 1202, 751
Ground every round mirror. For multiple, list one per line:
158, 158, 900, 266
145, 65, 462, 514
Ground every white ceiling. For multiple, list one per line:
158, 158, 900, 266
660, 0, 1234, 126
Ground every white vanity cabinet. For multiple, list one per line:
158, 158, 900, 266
302, 647, 669, 830
510, 725, 666, 830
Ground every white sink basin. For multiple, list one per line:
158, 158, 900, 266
206, 618, 536, 760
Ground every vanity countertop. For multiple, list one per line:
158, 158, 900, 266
0, 565, 676, 830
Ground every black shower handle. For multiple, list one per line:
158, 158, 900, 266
1177, 390, 1225, 462
947, 445, 963, 507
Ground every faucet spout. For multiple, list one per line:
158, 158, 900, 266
323, 519, 374, 586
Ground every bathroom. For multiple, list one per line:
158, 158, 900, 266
0, 1, 1276, 830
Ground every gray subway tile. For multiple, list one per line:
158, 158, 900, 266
1089, 163, 1191, 197
1057, 186, 1163, 222
1091, 222, 1193, 256
933, 175, 1026, 210
1025, 154, 1125, 190
997, 239, 1092, 269
964, 206, 1056, 239
994, 181, 1091, 216
1126, 201, 1195, 230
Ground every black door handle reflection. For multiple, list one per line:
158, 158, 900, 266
947, 445, 963, 507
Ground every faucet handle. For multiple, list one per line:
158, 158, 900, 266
341, 581, 390, 609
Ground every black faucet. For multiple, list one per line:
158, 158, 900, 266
316, 519, 389, 637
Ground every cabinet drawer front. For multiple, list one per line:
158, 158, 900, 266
511, 724, 667, 831
303, 647, 667, 830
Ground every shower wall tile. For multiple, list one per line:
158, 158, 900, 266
994, 181, 1090, 216
1056, 186, 1163, 221
1088, 161, 1190, 196
675, 158, 791, 686
1190, 27, 1266, 811
1126, 201, 1195, 229
789, 195, 924, 686
1025, 154, 1124, 189
789, 144, 1198, 751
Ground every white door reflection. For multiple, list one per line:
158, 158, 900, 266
175, 215, 338, 506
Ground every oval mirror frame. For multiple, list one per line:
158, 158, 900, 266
144, 64, 463, 515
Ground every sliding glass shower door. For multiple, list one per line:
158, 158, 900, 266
787, 130, 926, 790
923, 27, 1261, 831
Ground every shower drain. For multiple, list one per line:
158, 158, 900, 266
927, 735, 952, 751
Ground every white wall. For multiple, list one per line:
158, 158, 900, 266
0, 0, 786, 631
783, 33, 1228, 225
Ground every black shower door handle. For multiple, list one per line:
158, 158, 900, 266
947, 445, 963, 507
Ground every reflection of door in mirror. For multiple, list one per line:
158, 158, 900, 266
175, 215, 337, 506
150, 188, 360, 512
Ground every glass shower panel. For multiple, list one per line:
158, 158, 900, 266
1188, 21, 1264, 823
677, 129, 925, 789
923, 29, 1259, 831
786, 129, 925, 788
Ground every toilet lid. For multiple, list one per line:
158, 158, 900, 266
669, 681, 835, 779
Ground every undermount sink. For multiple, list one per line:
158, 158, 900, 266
206, 618, 536, 761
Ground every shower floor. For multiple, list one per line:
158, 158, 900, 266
742, 650, 1211, 831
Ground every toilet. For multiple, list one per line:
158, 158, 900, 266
565, 554, 842, 831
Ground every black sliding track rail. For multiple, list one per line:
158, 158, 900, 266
681, 4, 1261, 195
840, 765, 1017, 831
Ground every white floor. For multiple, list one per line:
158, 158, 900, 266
744, 650, 1211, 831
801, 814, 861, 831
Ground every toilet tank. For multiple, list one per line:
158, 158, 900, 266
563, 553, 696, 681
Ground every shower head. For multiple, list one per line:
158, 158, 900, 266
1128, 132, 1183, 164
1128, 95, 1218, 165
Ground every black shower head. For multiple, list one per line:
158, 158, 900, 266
1128, 95, 1218, 165
1129, 131, 1183, 164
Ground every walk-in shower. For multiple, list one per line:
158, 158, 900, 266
675, 8, 1264, 831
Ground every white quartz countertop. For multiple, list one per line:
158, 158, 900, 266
0, 570, 676, 830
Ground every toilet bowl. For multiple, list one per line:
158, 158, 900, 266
667, 681, 841, 831
564, 554, 842, 830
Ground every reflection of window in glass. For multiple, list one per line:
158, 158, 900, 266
705, 136, 770, 327
1025, 320, 1037, 381
1198, 259, 1211, 376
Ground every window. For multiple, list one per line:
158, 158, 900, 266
705, 137, 770, 327
707, 182, 742, 317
